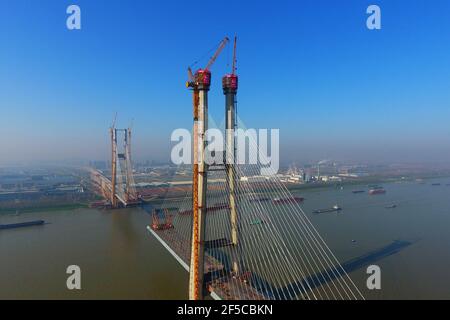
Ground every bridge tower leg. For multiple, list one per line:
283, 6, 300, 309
110, 128, 118, 208
124, 129, 129, 199
123, 128, 135, 202
188, 70, 210, 300
223, 41, 239, 274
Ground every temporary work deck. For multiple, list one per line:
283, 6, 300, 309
208, 275, 266, 300
147, 225, 267, 300
146, 226, 224, 273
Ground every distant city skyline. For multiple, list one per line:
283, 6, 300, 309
1, 0, 450, 165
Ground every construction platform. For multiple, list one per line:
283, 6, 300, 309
147, 226, 267, 300
208, 275, 267, 300
146, 226, 224, 273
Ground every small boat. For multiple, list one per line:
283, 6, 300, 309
313, 205, 342, 214
432, 183, 441, 186
385, 204, 397, 209
352, 190, 365, 194
250, 218, 266, 226
369, 188, 386, 195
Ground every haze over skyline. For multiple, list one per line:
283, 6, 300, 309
1, 0, 450, 166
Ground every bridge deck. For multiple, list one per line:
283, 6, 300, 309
147, 226, 267, 300
146, 226, 224, 274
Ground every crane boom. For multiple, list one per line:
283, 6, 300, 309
111, 112, 117, 129
232, 36, 237, 75
187, 37, 230, 89
205, 37, 229, 71
187, 67, 194, 82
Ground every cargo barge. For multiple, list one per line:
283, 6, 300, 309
249, 197, 270, 203
273, 197, 304, 204
0, 220, 45, 230
178, 203, 229, 215
313, 205, 342, 214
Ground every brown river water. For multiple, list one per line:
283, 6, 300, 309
1, 178, 450, 299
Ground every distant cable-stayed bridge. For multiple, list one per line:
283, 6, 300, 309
86, 124, 140, 208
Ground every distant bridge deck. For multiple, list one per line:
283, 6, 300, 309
86, 167, 141, 207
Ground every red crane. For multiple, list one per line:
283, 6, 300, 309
222, 36, 238, 91
187, 37, 230, 90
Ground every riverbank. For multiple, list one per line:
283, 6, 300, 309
142, 173, 450, 205
0, 203, 88, 214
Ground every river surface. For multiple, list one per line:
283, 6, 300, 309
1, 178, 450, 299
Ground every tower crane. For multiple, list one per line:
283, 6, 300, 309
222, 36, 238, 92
186, 37, 230, 89
186, 37, 229, 300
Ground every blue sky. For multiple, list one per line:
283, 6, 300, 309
0, 0, 449, 164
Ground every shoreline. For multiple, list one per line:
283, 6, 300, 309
0, 203, 89, 215
141, 174, 450, 206
2, 174, 449, 212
